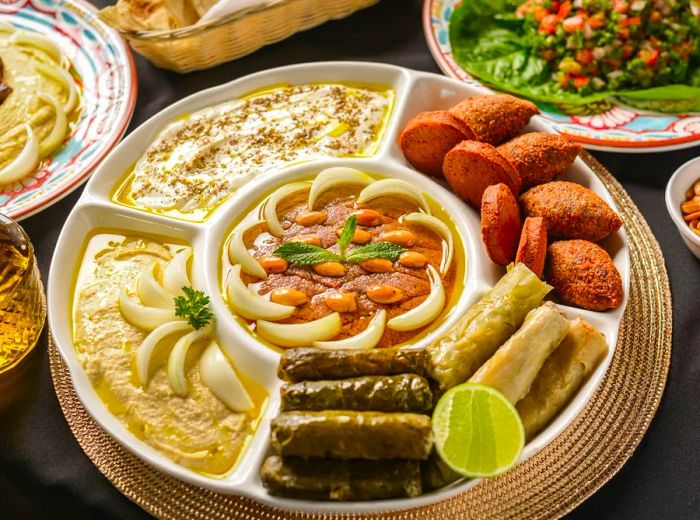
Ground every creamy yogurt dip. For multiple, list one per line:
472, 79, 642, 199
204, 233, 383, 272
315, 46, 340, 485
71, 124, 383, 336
116, 83, 393, 219
72, 234, 266, 475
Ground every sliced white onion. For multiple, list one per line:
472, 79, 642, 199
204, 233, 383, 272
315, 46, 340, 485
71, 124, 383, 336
261, 181, 310, 237
387, 265, 445, 331
308, 167, 374, 210
313, 310, 386, 350
356, 179, 431, 214
137, 262, 175, 308
199, 341, 254, 412
11, 31, 62, 64
118, 289, 178, 331
135, 320, 191, 386
0, 124, 39, 184
226, 265, 295, 321
35, 62, 77, 113
36, 92, 68, 158
399, 212, 454, 275
228, 219, 267, 279
167, 328, 211, 396
162, 249, 191, 296
256, 312, 341, 348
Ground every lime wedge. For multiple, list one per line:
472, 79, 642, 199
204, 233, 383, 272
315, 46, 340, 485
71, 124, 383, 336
432, 383, 525, 478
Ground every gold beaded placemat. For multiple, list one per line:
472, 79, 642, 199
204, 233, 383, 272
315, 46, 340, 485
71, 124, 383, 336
49, 152, 672, 520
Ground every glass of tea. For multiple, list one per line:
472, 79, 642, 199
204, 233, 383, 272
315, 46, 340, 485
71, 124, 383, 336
0, 213, 46, 375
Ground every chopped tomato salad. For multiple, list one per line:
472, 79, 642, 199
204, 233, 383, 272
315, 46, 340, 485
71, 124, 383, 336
515, 0, 700, 93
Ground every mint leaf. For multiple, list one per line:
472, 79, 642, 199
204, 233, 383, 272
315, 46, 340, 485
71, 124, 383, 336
337, 215, 356, 260
345, 242, 406, 263
274, 242, 341, 265
174, 286, 214, 330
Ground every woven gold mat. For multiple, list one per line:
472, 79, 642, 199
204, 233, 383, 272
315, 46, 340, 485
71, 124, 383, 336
49, 151, 672, 520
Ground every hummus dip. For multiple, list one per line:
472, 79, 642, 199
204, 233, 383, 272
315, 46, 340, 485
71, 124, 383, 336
115, 83, 393, 219
73, 234, 265, 475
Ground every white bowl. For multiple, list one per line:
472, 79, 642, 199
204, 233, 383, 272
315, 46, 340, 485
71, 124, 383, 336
48, 62, 630, 514
666, 156, 700, 259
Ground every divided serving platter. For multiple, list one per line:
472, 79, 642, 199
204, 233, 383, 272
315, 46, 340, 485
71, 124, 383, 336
47, 62, 630, 514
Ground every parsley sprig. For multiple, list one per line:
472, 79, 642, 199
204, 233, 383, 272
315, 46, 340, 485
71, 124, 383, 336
273, 215, 406, 266
174, 286, 214, 330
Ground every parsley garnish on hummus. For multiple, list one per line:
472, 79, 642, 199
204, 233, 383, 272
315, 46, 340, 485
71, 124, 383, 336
174, 286, 214, 330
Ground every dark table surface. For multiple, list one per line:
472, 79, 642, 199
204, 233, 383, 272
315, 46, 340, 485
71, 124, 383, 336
2, 0, 699, 518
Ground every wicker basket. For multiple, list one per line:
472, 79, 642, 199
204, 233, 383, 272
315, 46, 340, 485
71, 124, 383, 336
115, 0, 380, 72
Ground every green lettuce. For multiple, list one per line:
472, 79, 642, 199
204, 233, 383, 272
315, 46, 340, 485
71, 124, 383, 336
449, 0, 700, 113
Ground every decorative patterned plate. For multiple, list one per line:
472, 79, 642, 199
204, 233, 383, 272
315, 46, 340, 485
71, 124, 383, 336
0, 0, 136, 220
423, 0, 700, 153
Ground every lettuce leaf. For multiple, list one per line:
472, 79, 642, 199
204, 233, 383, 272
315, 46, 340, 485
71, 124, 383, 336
448, 0, 700, 113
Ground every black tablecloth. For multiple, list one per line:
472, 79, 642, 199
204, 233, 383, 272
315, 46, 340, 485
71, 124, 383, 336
1, 0, 699, 518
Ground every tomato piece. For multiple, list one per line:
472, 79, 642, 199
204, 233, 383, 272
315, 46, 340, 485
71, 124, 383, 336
621, 16, 641, 27
573, 77, 590, 89
575, 49, 593, 65
562, 15, 584, 32
539, 14, 559, 34
639, 49, 659, 66
588, 15, 605, 28
557, 1, 571, 18
613, 0, 629, 13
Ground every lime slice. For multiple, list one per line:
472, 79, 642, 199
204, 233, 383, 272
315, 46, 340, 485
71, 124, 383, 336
432, 383, 525, 478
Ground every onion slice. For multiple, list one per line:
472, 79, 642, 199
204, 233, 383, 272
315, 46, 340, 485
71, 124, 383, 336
118, 289, 178, 330
387, 265, 445, 331
35, 62, 77, 113
356, 179, 430, 214
11, 31, 62, 64
0, 20, 16, 33
36, 93, 68, 158
167, 328, 211, 396
261, 182, 310, 237
134, 320, 191, 386
199, 341, 254, 412
228, 219, 267, 279
226, 265, 295, 321
0, 124, 39, 184
256, 313, 341, 347
308, 167, 374, 210
162, 249, 191, 296
137, 262, 175, 308
313, 310, 386, 350
399, 212, 454, 274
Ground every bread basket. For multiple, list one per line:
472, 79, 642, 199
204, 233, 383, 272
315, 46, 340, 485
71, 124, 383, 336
113, 0, 380, 72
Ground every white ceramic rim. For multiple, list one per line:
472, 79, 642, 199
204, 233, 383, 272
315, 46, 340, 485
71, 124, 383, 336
48, 61, 630, 514
665, 156, 700, 248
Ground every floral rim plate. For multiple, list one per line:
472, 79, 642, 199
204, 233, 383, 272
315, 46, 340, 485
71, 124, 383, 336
423, 0, 700, 153
0, 0, 136, 220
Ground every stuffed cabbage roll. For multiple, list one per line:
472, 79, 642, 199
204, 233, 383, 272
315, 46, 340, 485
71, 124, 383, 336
429, 263, 551, 392
261, 456, 422, 500
280, 374, 433, 413
470, 302, 569, 403
270, 411, 433, 460
277, 347, 429, 382
516, 317, 608, 439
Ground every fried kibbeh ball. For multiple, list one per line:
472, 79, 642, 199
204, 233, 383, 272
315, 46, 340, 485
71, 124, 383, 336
481, 183, 522, 266
443, 141, 521, 208
546, 240, 623, 311
516, 217, 548, 278
520, 181, 622, 242
498, 133, 582, 190
449, 94, 539, 145
399, 111, 476, 177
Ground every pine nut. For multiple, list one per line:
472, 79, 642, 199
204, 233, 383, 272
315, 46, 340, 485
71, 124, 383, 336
325, 292, 357, 313
380, 229, 416, 247
359, 258, 394, 273
270, 288, 308, 306
296, 211, 327, 227
258, 256, 288, 273
366, 285, 404, 304
398, 251, 428, 268
312, 262, 346, 277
